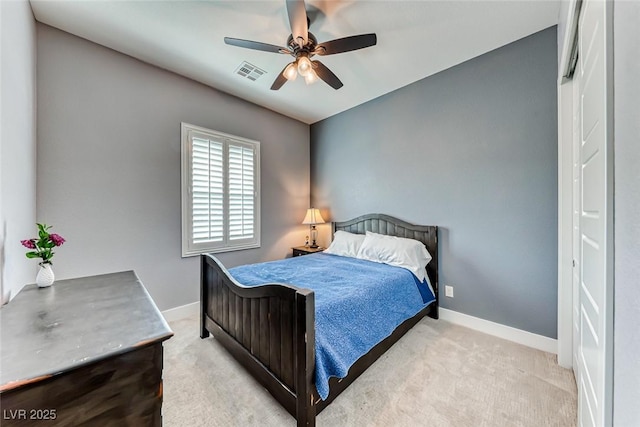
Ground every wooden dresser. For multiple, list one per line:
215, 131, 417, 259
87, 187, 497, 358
0, 271, 173, 426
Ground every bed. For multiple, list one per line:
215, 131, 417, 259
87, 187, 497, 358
200, 213, 439, 426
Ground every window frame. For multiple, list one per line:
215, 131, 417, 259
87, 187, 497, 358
181, 122, 261, 257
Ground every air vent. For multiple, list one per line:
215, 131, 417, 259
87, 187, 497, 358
235, 61, 267, 81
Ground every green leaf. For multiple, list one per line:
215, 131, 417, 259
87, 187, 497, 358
26, 252, 39, 259
37, 223, 51, 240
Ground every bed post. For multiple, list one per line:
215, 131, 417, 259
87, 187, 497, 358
295, 290, 316, 427
200, 255, 210, 339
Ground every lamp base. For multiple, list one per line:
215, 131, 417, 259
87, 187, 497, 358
310, 226, 318, 249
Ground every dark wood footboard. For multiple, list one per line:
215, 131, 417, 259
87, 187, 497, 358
200, 254, 316, 426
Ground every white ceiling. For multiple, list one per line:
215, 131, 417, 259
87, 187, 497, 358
30, 0, 560, 124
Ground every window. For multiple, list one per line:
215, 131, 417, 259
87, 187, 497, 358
181, 123, 260, 256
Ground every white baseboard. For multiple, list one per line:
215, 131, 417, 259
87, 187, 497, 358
160, 303, 557, 354
162, 301, 199, 322
439, 308, 557, 354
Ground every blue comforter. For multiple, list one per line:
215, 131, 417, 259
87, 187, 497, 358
228, 253, 435, 400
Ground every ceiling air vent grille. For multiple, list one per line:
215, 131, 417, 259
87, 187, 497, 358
235, 61, 266, 81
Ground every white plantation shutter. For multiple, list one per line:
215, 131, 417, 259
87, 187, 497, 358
181, 123, 260, 256
192, 137, 224, 244
228, 144, 255, 241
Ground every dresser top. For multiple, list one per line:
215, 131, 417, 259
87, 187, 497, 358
0, 271, 173, 392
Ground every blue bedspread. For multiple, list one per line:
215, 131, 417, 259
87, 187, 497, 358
228, 253, 435, 400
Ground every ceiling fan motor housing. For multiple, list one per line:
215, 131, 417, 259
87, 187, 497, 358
286, 32, 318, 58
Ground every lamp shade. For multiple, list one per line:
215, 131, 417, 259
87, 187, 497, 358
284, 62, 297, 81
304, 69, 318, 85
297, 56, 312, 77
302, 208, 325, 225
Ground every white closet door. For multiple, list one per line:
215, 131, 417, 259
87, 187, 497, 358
576, 0, 613, 426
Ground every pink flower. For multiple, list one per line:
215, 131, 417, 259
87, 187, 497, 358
50, 233, 65, 247
21, 239, 36, 249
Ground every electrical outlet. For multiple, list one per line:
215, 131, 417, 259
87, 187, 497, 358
445, 285, 454, 298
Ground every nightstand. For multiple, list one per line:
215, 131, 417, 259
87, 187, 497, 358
292, 246, 324, 257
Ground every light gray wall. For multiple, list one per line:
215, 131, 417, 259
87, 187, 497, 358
613, 1, 640, 424
36, 24, 310, 311
0, 0, 37, 304
311, 27, 558, 338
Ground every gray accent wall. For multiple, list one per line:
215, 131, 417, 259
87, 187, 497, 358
311, 27, 558, 338
613, 1, 640, 424
36, 24, 310, 311
0, 0, 37, 304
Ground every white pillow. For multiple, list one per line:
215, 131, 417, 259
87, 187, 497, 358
356, 231, 432, 283
324, 231, 366, 258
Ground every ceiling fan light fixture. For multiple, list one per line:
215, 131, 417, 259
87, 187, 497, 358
297, 56, 312, 77
284, 62, 298, 81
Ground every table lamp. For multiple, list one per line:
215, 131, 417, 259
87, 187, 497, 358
302, 208, 325, 248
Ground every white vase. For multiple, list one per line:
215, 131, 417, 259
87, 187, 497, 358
36, 263, 55, 288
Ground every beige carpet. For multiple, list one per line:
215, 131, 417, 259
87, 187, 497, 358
163, 314, 576, 426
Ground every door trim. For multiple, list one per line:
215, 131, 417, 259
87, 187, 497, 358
557, 76, 575, 368
602, 1, 615, 424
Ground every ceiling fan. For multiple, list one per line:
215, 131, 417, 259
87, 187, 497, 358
224, 0, 377, 90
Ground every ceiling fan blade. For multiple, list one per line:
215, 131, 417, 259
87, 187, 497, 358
224, 37, 289, 54
312, 61, 343, 90
286, 0, 308, 48
270, 65, 289, 90
315, 33, 377, 56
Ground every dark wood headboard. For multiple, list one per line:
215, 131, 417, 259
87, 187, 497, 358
332, 213, 439, 305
